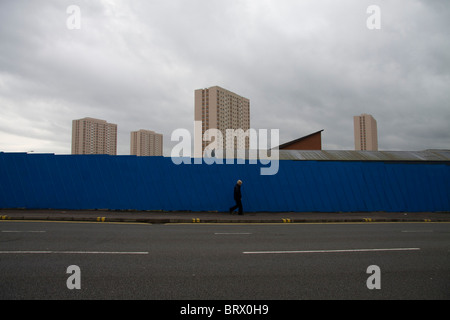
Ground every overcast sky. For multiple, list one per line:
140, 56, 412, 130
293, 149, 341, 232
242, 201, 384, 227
1, 0, 449, 155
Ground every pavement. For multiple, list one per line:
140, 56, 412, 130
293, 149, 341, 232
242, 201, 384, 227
1, 209, 450, 224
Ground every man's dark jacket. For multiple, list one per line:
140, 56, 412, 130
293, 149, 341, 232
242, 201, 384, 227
234, 184, 242, 201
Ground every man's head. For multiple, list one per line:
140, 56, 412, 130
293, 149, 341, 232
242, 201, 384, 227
237, 180, 243, 185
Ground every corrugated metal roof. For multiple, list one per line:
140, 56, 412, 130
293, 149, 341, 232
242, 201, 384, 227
215, 149, 450, 162
277, 149, 450, 161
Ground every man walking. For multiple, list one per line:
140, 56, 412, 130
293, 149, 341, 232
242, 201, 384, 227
229, 180, 243, 215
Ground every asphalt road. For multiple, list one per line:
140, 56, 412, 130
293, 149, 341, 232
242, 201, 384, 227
0, 220, 449, 300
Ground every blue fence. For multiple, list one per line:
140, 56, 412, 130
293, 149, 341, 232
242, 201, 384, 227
0, 152, 448, 212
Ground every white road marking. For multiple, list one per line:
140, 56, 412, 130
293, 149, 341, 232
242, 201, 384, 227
401, 230, 433, 233
1, 231, 46, 233
0, 251, 149, 255
214, 233, 252, 235
243, 248, 421, 254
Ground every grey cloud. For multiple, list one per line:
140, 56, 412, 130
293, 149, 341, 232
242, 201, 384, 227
0, 0, 449, 155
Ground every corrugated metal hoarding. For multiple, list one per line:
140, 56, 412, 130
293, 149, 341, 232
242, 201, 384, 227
0, 152, 448, 212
